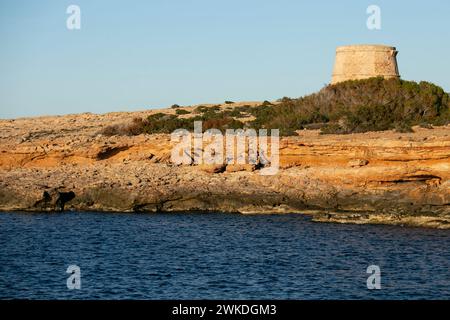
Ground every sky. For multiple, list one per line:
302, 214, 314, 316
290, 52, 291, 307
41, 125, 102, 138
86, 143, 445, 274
0, 0, 449, 118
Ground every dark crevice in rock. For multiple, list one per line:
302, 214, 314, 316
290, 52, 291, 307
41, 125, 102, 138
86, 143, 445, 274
55, 191, 75, 211
34, 191, 52, 208
96, 146, 129, 160
378, 174, 442, 184
392, 174, 441, 183
34, 190, 76, 211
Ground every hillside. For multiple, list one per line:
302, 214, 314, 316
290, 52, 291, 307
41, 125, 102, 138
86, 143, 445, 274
100, 78, 450, 137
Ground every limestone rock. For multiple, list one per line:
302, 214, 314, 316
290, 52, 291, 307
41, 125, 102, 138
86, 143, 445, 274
0, 104, 449, 229
225, 164, 256, 173
348, 159, 369, 167
198, 164, 227, 174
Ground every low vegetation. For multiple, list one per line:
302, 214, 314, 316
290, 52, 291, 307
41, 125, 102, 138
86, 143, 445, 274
175, 109, 190, 115
101, 78, 450, 136
250, 77, 450, 135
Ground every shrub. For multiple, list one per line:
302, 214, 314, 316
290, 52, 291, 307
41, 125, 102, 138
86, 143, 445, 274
320, 123, 348, 134
394, 122, 414, 133
171, 104, 181, 109
175, 109, 191, 115
194, 105, 216, 113
100, 124, 121, 136
102, 108, 246, 135
202, 117, 245, 132
249, 78, 450, 135
100, 117, 145, 136
193, 105, 206, 114
223, 109, 243, 117
194, 105, 221, 116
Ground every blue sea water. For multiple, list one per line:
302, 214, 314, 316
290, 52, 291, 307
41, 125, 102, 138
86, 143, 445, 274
0, 212, 449, 300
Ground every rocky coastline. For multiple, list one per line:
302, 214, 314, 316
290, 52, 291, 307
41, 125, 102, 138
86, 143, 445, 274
1, 104, 449, 229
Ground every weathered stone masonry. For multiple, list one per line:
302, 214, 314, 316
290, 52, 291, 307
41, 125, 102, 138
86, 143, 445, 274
331, 44, 400, 84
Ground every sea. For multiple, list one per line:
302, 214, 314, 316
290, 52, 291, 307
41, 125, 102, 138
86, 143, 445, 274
0, 212, 449, 299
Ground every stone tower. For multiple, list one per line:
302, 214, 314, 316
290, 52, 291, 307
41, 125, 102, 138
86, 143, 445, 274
331, 44, 400, 84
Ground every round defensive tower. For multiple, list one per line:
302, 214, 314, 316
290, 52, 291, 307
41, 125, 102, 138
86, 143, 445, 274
331, 44, 400, 84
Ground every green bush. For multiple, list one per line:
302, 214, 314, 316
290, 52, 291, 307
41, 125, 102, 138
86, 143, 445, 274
223, 109, 243, 117
101, 109, 246, 135
175, 109, 191, 115
194, 105, 221, 114
249, 78, 450, 135
320, 123, 347, 135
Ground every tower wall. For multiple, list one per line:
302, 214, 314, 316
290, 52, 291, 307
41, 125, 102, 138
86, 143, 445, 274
331, 44, 400, 84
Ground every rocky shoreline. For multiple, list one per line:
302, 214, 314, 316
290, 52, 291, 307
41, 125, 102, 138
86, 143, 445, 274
1, 104, 449, 229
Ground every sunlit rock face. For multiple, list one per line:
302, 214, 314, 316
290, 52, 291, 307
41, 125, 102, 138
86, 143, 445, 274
1, 103, 449, 228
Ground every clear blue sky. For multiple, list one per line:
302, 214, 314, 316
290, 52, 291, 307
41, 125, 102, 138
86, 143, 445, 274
1, 0, 449, 118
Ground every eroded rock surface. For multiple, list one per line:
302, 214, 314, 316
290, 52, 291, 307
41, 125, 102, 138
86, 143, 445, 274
1, 105, 449, 228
